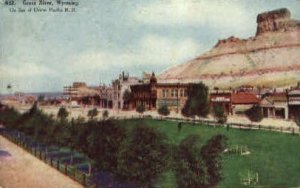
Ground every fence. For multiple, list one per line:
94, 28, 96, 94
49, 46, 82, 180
165, 116, 300, 135
109, 114, 300, 136
0, 130, 95, 188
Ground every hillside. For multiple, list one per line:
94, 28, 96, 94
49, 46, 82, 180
158, 8, 300, 88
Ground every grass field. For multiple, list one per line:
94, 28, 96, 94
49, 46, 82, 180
117, 119, 300, 188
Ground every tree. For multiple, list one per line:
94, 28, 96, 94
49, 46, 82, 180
73, 121, 90, 153
57, 107, 69, 121
122, 89, 131, 110
136, 103, 145, 116
54, 120, 72, 146
201, 135, 228, 187
116, 125, 169, 185
245, 105, 263, 122
38, 95, 45, 103
175, 134, 227, 188
181, 82, 209, 118
102, 110, 109, 120
158, 105, 170, 118
0, 107, 20, 129
87, 121, 126, 171
29, 101, 38, 116
175, 135, 208, 188
88, 108, 98, 120
213, 105, 227, 124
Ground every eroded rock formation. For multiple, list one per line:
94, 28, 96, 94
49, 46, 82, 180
256, 8, 300, 35
159, 8, 300, 89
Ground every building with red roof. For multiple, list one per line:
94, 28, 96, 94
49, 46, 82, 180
210, 91, 260, 115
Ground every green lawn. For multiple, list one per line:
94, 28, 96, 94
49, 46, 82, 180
116, 119, 300, 188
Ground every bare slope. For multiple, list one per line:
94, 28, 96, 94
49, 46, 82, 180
159, 8, 300, 88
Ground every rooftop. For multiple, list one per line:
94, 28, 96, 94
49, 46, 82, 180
232, 92, 260, 104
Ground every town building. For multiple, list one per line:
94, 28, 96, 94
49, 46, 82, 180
260, 92, 289, 119
142, 72, 152, 84
63, 82, 102, 106
233, 85, 274, 99
156, 83, 188, 112
112, 72, 141, 110
288, 83, 300, 118
63, 82, 99, 101
210, 90, 260, 115
130, 74, 157, 110
232, 92, 260, 114
130, 72, 189, 112
98, 84, 113, 108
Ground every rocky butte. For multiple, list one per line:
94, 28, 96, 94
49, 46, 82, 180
158, 8, 300, 89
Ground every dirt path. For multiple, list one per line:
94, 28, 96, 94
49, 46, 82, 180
0, 135, 83, 188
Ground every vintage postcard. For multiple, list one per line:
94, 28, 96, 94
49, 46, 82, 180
0, 0, 300, 188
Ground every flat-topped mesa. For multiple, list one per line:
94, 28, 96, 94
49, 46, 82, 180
256, 8, 300, 35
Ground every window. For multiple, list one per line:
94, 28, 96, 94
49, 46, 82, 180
162, 89, 167, 98
171, 89, 178, 97
184, 89, 187, 97
180, 89, 184, 97
163, 89, 169, 98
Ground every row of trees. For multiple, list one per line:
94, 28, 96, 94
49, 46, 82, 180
57, 106, 109, 121
0, 104, 227, 187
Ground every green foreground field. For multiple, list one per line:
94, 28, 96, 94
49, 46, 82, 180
117, 119, 300, 188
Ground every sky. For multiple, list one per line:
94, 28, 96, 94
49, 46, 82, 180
1, 0, 300, 93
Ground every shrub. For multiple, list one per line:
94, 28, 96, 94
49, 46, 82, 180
245, 105, 263, 122
213, 105, 227, 124
158, 105, 170, 117
57, 107, 69, 121
102, 110, 109, 119
136, 103, 145, 115
88, 108, 98, 120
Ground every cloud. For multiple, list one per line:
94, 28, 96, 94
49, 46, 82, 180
0, 63, 59, 93
68, 34, 204, 80
132, 0, 253, 37
0, 63, 57, 79
137, 34, 203, 64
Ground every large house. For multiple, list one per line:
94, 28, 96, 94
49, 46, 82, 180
130, 73, 189, 112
